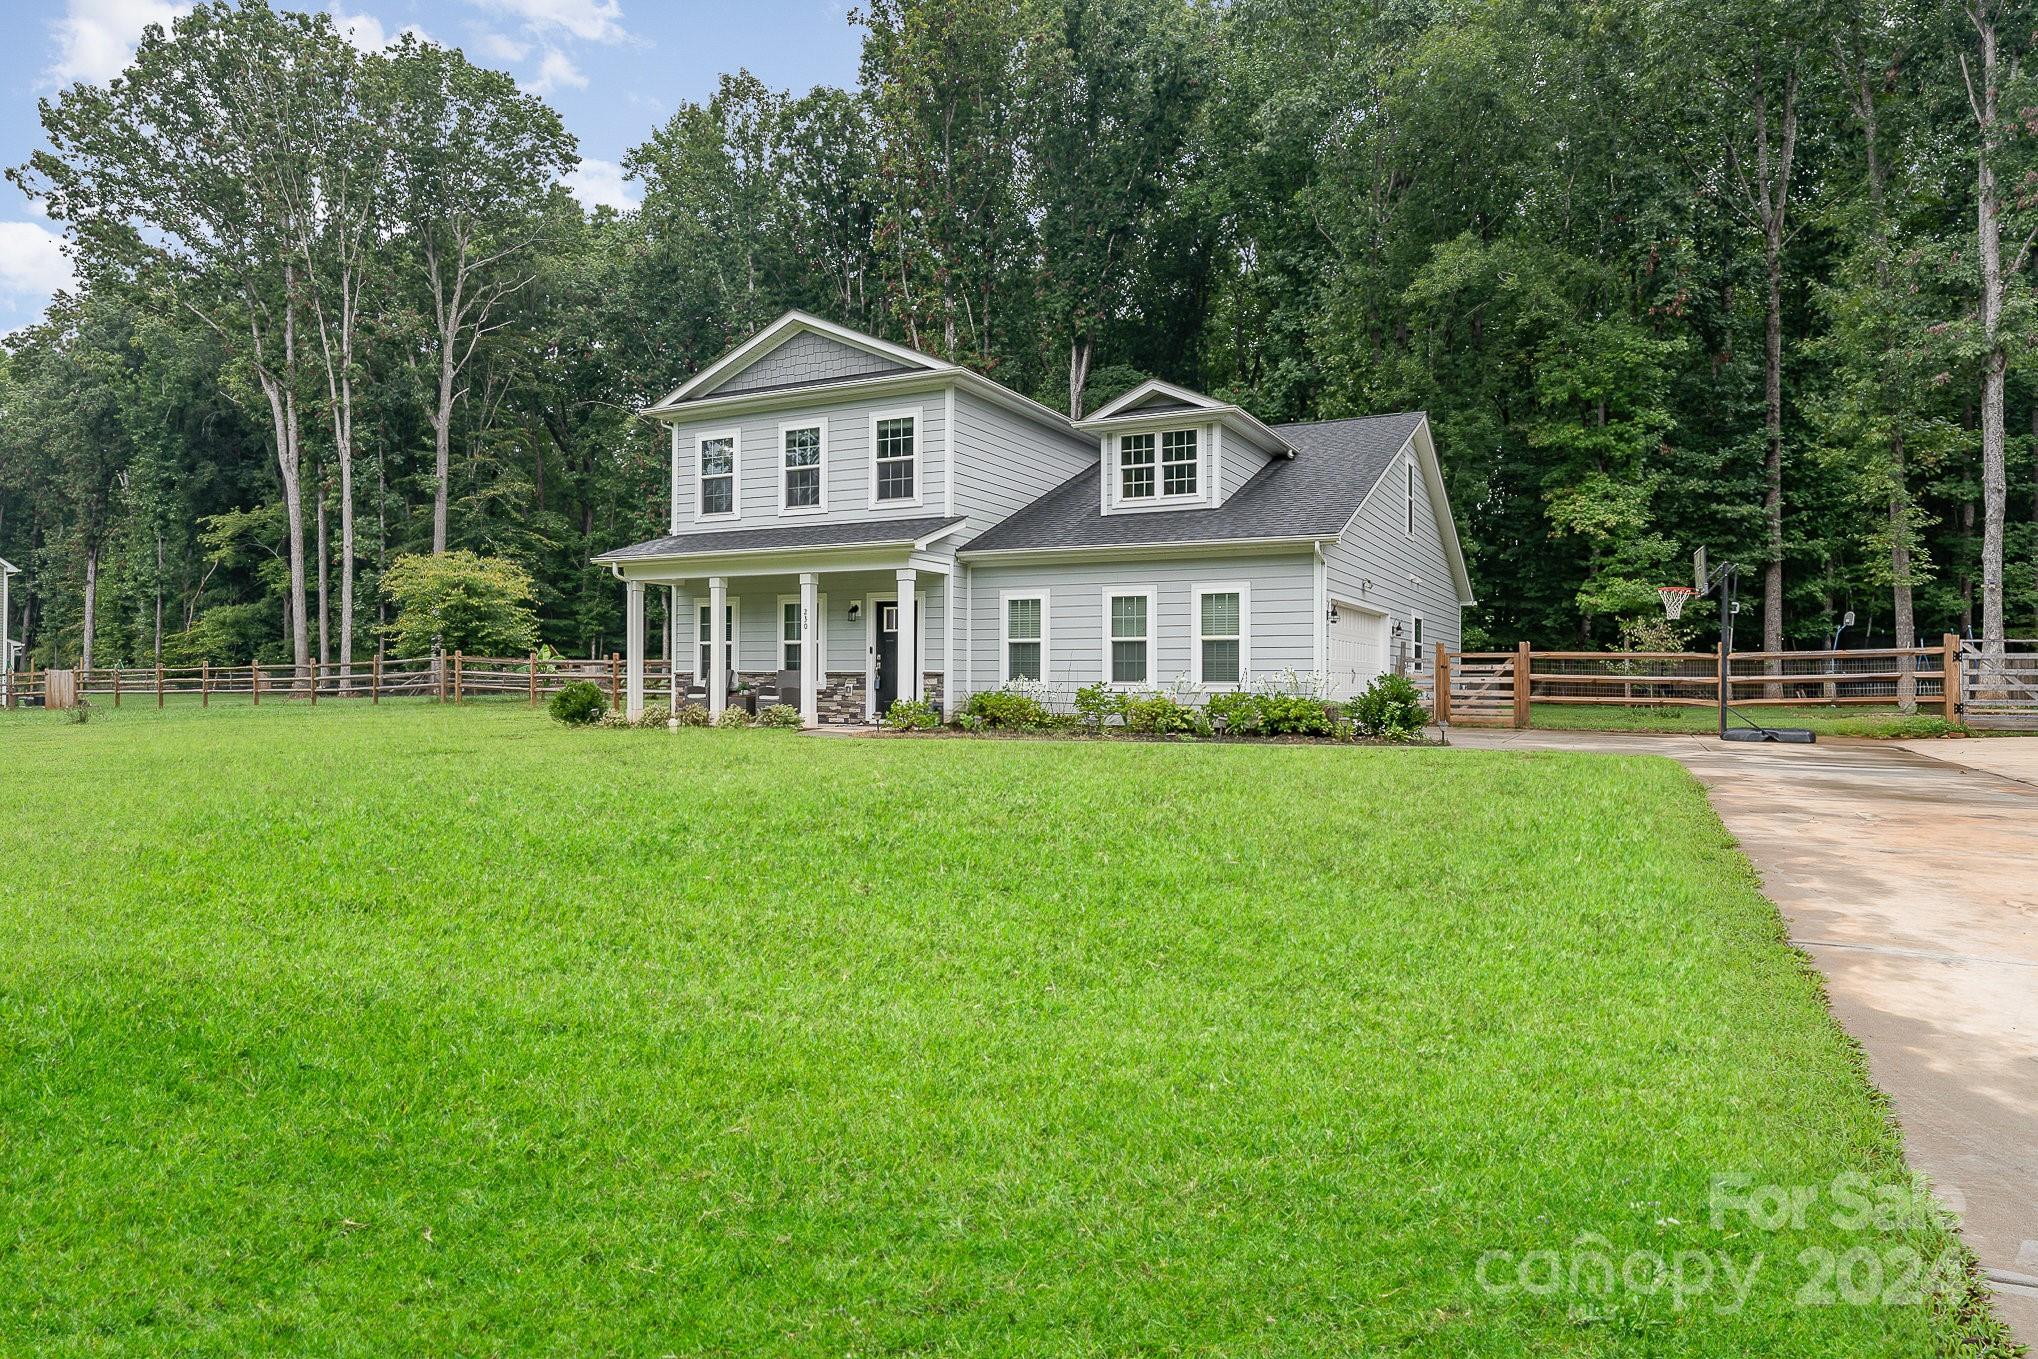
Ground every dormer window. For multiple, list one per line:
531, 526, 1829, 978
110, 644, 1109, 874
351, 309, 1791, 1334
1115, 428, 1199, 504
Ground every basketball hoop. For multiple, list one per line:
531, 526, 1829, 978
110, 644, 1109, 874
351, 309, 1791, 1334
1658, 585, 1695, 620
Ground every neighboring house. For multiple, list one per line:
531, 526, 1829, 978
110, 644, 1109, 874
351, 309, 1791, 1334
595, 311, 1473, 725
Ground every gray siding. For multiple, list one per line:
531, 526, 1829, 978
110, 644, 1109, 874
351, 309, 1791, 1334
1321, 446, 1463, 668
671, 390, 949, 529
707, 331, 905, 396
961, 552, 1316, 705
1219, 433, 1272, 505
950, 387, 1095, 543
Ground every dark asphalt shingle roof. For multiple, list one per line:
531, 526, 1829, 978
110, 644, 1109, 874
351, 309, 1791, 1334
598, 515, 965, 562
962, 412, 1425, 554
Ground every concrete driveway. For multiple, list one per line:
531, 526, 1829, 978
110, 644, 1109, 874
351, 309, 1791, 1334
1450, 727, 2038, 1342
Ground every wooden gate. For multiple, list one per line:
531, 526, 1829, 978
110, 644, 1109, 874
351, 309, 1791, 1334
1960, 639, 2038, 729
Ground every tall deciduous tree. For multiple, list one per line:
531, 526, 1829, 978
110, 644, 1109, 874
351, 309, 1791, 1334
382, 37, 575, 555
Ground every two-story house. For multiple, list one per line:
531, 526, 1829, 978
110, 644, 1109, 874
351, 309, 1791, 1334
595, 311, 1473, 726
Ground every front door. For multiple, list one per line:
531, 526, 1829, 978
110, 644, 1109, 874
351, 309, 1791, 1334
874, 601, 899, 713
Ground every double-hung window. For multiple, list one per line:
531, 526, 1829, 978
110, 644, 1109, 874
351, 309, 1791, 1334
1117, 428, 1198, 503
780, 422, 824, 513
1104, 588, 1153, 687
872, 410, 918, 504
697, 431, 738, 520
1003, 593, 1046, 681
697, 602, 735, 680
1161, 429, 1199, 496
1195, 586, 1247, 687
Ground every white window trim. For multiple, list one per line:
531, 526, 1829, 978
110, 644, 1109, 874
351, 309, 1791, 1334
696, 598, 740, 678
1411, 611, 1425, 671
775, 593, 829, 673
1405, 454, 1417, 538
1100, 585, 1157, 689
694, 427, 742, 524
1000, 589, 1049, 684
868, 405, 924, 509
777, 419, 828, 516
1107, 426, 1209, 512
1191, 583, 1251, 690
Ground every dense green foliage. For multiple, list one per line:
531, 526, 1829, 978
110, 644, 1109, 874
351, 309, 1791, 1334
546, 680, 605, 725
379, 551, 541, 657
0, 702, 2008, 1354
960, 687, 1056, 729
883, 696, 941, 729
1348, 673, 1432, 741
5, 0, 2038, 673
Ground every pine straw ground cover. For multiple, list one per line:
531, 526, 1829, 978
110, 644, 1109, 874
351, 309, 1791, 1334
0, 702, 2010, 1356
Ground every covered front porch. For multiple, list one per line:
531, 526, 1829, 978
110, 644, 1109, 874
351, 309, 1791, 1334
600, 530, 961, 728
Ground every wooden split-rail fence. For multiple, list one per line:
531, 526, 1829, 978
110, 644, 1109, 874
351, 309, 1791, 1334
1422, 635, 1977, 728
6, 653, 678, 716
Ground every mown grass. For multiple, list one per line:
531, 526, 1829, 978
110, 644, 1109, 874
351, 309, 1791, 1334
1528, 701, 1966, 739
0, 702, 2005, 1356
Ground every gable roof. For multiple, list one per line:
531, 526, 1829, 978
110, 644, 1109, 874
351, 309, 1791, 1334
650, 311, 953, 412
1075, 378, 1293, 458
961, 409, 1459, 567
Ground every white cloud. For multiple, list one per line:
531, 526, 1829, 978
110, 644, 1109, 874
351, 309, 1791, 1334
45, 0, 180, 87
472, 29, 531, 62
562, 158, 638, 212
0, 221, 77, 308
526, 48, 587, 95
331, 10, 431, 52
468, 0, 627, 44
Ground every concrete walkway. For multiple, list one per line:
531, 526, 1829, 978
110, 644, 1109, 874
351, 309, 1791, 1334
1451, 728, 2038, 1342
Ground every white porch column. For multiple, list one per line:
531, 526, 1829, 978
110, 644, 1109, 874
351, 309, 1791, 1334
799, 571, 820, 728
894, 568, 919, 705
707, 575, 728, 719
624, 579, 646, 720
667, 585, 681, 718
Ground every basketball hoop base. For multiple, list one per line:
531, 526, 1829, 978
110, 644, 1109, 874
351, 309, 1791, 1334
1722, 726, 1815, 744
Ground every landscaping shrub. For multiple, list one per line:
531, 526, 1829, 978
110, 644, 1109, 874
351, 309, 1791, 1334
757, 703, 803, 729
672, 702, 709, 727
1124, 692, 1207, 736
548, 680, 606, 725
1073, 682, 1128, 732
1256, 692, 1336, 736
1347, 672, 1431, 741
961, 688, 1053, 730
884, 697, 940, 731
713, 706, 752, 729
1204, 690, 1262, 735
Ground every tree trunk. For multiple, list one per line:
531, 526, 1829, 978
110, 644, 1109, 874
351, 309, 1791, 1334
1969, 1, 2010, 667
1068, 334, 1093, 420
153, 530, 164, 665
317, 482, 330, 670
80, 543, 98, 672
276, 274, 311, 682
1762, 240, 1785, 665
1892, 441, 1916, 713
432, 355, 454, 553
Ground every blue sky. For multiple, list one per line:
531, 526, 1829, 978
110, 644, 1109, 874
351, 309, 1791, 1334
0, 0, 866, 332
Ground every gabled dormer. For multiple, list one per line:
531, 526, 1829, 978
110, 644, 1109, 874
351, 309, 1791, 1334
1075, 380, 1294, 516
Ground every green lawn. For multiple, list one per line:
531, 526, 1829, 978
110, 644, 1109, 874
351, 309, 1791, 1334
1527, 702, 1966, 739
0, 703, 2007, 1356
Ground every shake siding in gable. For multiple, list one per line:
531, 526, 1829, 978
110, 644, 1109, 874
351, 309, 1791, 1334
671, 390, 948, 527
964, 553, 1316, 700
707, 331, 908, 395
1321, 444, 1464, 659
949, 388, 1095, 543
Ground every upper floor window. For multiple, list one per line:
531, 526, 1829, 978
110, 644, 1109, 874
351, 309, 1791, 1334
1116, 428, 1199, 503
872, 410, 919, 505
697, 430, 738, 520
780, 422, 825, 514
1405, 456, 1417, 535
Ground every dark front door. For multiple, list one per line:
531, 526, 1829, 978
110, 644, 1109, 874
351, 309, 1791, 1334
874, 600, 899, 714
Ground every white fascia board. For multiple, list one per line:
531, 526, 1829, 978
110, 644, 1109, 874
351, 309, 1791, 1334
1076, 405, 1293, 459
1084, 377, 1225, 420
957, 535, 1326, 566
647, 368, 1082, 446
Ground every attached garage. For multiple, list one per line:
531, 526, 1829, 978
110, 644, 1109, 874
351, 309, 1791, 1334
1327, 599, 1389, 700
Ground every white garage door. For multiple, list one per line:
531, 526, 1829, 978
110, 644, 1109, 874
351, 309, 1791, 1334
1328, 603, 1388, 700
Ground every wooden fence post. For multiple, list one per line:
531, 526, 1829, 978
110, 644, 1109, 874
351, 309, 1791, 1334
201, 661, 210, 708
454, 651, 464, 704
250, 660, 260, 706
609, 652, 621, 713
1942, 633, 1961, 724
156, 664, 164, 708
528, 652, 539, 706
1434, 642, 1452, 724
112, 667, 121, 708
309, 661, 318, 705
371, 653, 381, 704
436, 651, 447, 704
1513, 641, 1532, 728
